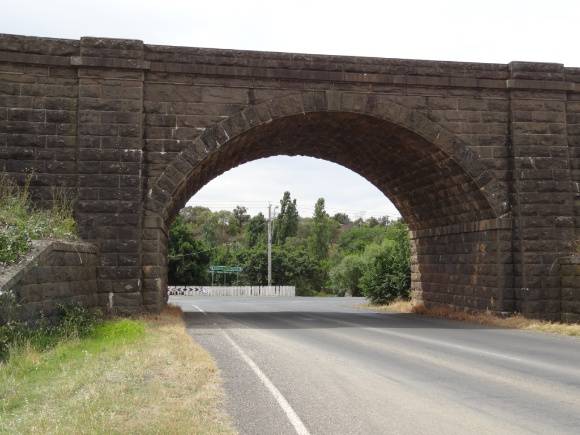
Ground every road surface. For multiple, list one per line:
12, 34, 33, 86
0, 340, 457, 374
170, 296, 580, 435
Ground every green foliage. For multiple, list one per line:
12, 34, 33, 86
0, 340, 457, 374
359, 225, 411, 304
0, 292, 102, 361
232, 205, 250, 228
0, 224, 30, 264
309, 198, 332, 261
90, 318, 145, 343
332, 212, 351, 225
271, 245, 325, 294
337, 225, 391, 255
168, 215, 211, 285
274, 191, 299, 245
0, 173, 77, 265
246, 212, 267, 248
169, 191, 411, 298
329, 254, 366, 296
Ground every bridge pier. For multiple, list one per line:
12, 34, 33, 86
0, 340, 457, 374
74, 38, 148, 312
507, 62, 577, 320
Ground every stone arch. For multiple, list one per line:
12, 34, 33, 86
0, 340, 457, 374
140, 91, 512, 312
146, 91, 508, 225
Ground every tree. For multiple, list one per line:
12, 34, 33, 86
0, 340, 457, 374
246, 212, 267, 248
329, 254, 365, 296
378, 216, 391, 226
274, 191, 299, 245
201, 210, 237, 244
366, 217, 379, 227
332, 212, 351, 225
226, 243, 322, 294
359, 225, 411, 304
167, 215, 210, 285
168, 197, 411, 299
336, 225, 389, 254
309, 198, 331, 261
233, 205, 250, 228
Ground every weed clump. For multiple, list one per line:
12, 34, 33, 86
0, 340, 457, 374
0, 291, 101, 360
0, 173, 77, 265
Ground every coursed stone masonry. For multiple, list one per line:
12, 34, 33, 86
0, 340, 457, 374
0, 240, 99, 321
0, 34, 578, 320
560, 256, 580, 322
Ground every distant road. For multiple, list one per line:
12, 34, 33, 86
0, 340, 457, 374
171, 296, 580, 435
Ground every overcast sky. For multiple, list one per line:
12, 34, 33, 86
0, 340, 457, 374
3, 0, 579, 218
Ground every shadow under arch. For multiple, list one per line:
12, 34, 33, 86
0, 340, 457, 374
146, 92, 508, 226
142, 92, 513, 313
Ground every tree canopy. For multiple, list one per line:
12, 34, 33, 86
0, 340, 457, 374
169, 192, 410, 301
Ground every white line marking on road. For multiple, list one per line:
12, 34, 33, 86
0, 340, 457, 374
191, 304, 311, 435
318, 313, 580, 377
192, 304, 207, 315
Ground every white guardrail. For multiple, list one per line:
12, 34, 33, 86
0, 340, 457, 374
168, 285, 296, 297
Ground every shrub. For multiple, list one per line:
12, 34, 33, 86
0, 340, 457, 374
0, 291, 101, 361
0, 173, 77, 265
360, 232, 411, 305
0, 223, 31, 264
329, 254, 365, 296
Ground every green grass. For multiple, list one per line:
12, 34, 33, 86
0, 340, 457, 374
1, 319, 144, 397
0, 173, 77, 265
0, 300, 101, 360
0, 308, 234, 434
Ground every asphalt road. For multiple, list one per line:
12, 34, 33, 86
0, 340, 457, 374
171, 296, 580, 435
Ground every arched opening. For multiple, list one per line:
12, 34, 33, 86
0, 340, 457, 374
142, 95, 512, 314
170, 155, 405, 295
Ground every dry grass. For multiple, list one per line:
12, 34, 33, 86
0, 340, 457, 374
0, 306, 235, 434
365, 300, 580, 337
366, 299, 415, 314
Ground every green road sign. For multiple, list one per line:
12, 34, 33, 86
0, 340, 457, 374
209, 265, 243, 273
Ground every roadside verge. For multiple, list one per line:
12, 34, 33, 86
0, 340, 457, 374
365, 300, 580, 337
0, 306, 235, 434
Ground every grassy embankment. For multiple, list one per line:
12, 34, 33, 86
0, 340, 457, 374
0, 307, 234, 434
1, 174, 233, 433
367, 299, 580, 337
0, 173, 76, 265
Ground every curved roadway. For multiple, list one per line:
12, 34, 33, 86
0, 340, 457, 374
171, 296, 580, 435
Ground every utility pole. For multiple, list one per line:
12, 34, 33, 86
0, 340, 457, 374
267, 203, 278, 288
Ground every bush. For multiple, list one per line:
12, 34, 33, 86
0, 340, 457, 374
360, 232, 410, 305
0, 291, 101, 361
0, 223, 31, 264
168, 215, 211, 285
329, 254, 365, 296
0, 173, 77, 265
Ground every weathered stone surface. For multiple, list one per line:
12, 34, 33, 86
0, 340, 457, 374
560, 256, 580, 322
0, 240, 99, 321
1, 34, 579, 320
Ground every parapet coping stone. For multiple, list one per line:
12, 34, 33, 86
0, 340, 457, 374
1, 34, 580, 91
0, 240, 98, 294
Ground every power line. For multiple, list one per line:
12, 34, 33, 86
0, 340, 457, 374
168, 242, 237, 260
186, 202, 400, 215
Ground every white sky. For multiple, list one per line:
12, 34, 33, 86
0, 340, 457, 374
3, 0, 579, 218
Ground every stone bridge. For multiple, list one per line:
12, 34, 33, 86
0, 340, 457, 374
1, 34, 578, 320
